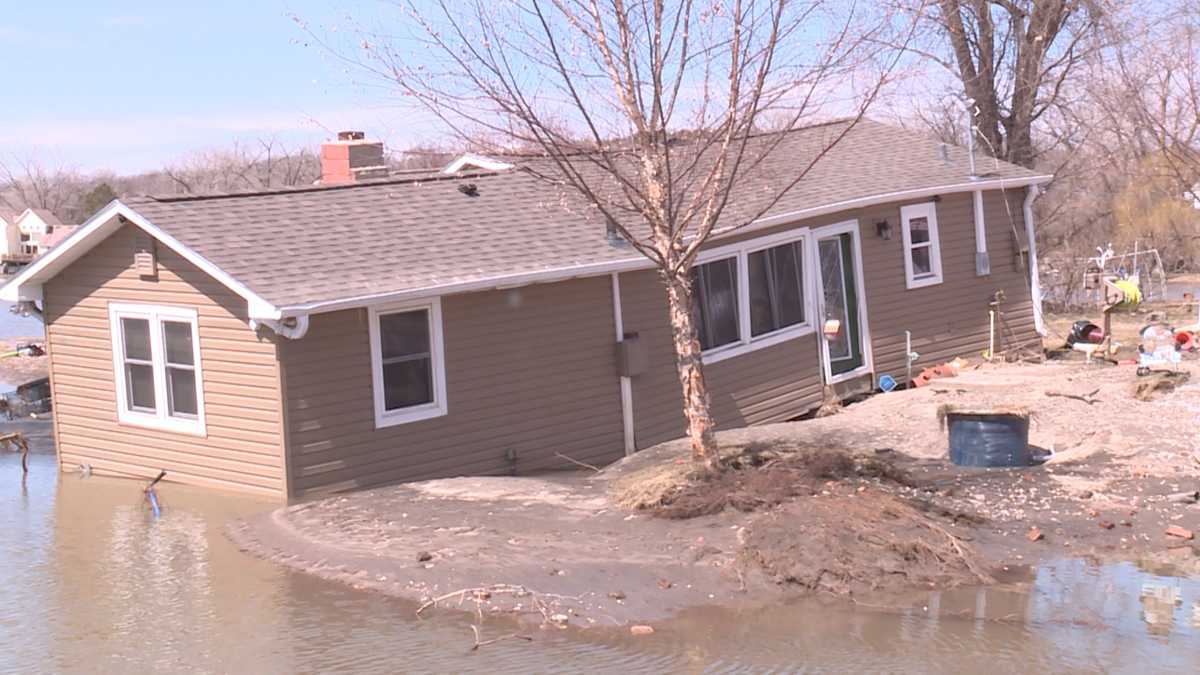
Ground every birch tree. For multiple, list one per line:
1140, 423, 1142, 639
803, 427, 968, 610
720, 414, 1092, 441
313, 0, 911, 470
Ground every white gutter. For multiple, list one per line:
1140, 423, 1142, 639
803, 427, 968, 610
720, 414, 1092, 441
1023, 185, 1047, 336
249, 315, 310, 340
276, 175, 1054, 317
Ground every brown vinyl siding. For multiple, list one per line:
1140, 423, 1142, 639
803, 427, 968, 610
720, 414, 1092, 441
622, 188, 1038, 448
859, 190, 1038, 377
42, 225, 286, 498
618, 269, 825, 450
281, 276, 625, 497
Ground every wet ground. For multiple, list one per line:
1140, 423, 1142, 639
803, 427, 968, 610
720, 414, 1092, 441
3, 431, 1198, 672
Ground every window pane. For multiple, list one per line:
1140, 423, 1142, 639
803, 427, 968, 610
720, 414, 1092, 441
126, 363, 156, 411
121, 318, 152, 361
909, 216, 930, 244
747, 250, 775, 336
163, 321, 195, 365
911, 246, 933, 276
167, 367, 198, 417
380, 310, 431, 360
770, 243, 805, 330
748, 242, 806, 337
692, 258, 739, 350
383, 358, 433, 410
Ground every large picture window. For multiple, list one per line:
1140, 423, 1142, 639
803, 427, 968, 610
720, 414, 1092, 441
369, 299, 447, 427
901, 202, 943, 288
108, 304, 205, 435
690, 233, 814, 362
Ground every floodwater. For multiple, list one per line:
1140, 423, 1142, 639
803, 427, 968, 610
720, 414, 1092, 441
2, 450, 1198, 674
0, 302, 44, 340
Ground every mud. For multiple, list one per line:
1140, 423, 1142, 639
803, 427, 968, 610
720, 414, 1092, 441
232, 357, 1200, 629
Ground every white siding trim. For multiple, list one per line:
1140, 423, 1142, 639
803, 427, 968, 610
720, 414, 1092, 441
611, 273, 636, 456
0, 200, 283, 319
811, 220, 875, 385
900, 202, 944, 289
107, 302, 207, 437
1023, 185, 1048, 336
368, 298, 449, 428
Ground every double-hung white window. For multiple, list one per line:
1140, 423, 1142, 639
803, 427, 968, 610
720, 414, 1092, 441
108, 303, 206, 435
901, 202, 943, 288
691, 233, 812, 363
369, 298, 448, 428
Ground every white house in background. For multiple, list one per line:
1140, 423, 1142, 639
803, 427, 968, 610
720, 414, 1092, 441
1, 208, 77, 273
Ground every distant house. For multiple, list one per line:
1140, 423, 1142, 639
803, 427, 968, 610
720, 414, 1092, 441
0, 120, 1051, 500
1, 208, 76, 273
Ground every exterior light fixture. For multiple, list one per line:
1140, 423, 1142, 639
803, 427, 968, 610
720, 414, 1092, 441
875, 219, 892, 240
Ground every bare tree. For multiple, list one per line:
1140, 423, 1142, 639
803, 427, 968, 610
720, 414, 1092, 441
891, 0, 1110, 168
304, 0, 912, 469
161, 138, 322, 195
0, 157, 85, 220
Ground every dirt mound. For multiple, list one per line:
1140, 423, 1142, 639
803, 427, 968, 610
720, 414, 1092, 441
616, 445, 914, 519
741, 489, 993, 596
611, 443, 911, 514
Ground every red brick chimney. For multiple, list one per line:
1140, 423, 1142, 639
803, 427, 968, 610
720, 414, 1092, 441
320, 131, 389, 184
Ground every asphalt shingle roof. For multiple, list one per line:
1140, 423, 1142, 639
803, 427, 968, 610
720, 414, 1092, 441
125, 119, 1044, 310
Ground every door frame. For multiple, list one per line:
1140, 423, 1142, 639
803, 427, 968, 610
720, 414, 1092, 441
811, 219, 874, 385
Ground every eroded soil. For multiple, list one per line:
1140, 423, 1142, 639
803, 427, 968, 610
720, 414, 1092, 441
230, 358, 1200, 629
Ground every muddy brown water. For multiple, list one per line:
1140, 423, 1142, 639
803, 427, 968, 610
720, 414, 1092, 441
3, 450, 1199, 673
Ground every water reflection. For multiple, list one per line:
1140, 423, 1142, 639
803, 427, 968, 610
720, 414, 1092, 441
2, 451, 1198, 673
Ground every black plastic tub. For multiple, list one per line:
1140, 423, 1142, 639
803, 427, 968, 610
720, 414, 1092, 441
946, 412, 1032, 467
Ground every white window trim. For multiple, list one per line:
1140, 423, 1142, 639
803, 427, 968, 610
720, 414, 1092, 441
107, 303, 207, 436
694, 228, 815, 365
368, 298, 448, 428
901, 202, 944, 289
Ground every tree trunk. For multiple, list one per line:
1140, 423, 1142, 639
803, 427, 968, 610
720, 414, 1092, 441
664, 271, 720, 472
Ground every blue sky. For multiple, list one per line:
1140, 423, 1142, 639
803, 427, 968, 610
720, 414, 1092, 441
1, 1, 436, 174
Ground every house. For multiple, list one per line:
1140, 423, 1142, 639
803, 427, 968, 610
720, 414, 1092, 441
0, 120, 1052, 500
1, 208, 76, 273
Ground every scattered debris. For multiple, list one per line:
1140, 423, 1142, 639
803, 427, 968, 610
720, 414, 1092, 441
1045, 388, 1102, 405
469, 625, 532, 651
1098, 520, 1115, 530
416, 551, 434, 562
607, 591, 626, 600
630, 625, 655, 636
1132, 371, 1190, 401
0, 431, 30, 474
144, 469, 166, 518
1027, 527, 1045, 542
1166, 526, 1195, 541
1167, 491, 1200, 505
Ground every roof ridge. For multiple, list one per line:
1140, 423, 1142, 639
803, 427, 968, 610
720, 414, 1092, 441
133, 168, 504, 204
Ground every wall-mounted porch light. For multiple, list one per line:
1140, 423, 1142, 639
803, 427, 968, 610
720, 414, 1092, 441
875, 219, 893, 240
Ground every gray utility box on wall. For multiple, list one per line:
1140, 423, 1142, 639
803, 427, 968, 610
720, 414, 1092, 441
616, 333, 648, 377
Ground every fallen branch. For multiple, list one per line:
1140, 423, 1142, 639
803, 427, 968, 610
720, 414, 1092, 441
554, 452, 602, 473
1045, 388, 1102, 405
918, 519, 994, 584
469, 625, 532, 651
0, 431, 30, 474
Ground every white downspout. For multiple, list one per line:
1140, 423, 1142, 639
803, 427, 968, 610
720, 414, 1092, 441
973, 190, 990, 276
1023, 185, 1047, 336
611, 272, 636, 456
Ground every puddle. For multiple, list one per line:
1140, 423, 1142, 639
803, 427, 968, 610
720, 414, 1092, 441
1, 451, 1197, 672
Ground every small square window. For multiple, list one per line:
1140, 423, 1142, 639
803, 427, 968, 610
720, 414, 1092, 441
370, 300, 447, 427
901, 203, 943, 288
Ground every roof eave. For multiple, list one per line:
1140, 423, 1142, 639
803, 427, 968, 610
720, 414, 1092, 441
0, 200, 283, 320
